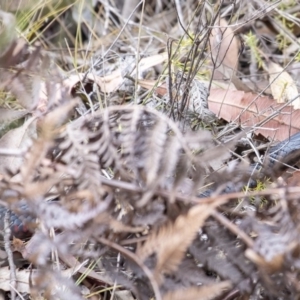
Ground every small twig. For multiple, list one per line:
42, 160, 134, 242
97, 1, 142, 62
4, 210, 16, 300
98, 237, 162, 300
134, 0, 146, 104
174, 0, 190, 38
223, 288, 240, 300
99, 175, 300, 207
212, 210, 254, 248
120, 236, 148, 246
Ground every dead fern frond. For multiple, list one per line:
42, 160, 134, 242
46, 105, 218, 201
137, 202, 222, 281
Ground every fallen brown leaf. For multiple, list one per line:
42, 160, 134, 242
208, 88, 300, 141
210, 18, 239, 79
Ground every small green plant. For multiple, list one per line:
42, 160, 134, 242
275, 0, 297, 50
243, 178, 271, 208
244, 31, 264, 68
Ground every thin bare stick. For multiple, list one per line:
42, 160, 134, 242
98, 237, 162, 300
212, 210, 254, 248
4, 210, 16, 300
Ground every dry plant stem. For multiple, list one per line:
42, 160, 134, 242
167, 2, 221, 117
134, 0, 145, 104
98, 237, 162, 300
120, 236, 148, 246
4, 210, 16, 300
174, 3, 192, 39
212, 0, 280, 32
100, 176, 292, 206
223, 288, 240, 300
212, 210, 254, 248
167, 39, 174, 118
174, 0, 185, 30
98, 1, 142, 62
59, 253, 113, 285
122, 0, 140, 18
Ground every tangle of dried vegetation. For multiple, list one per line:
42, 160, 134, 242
2, 0, 300, 299
0, 100, 299, 300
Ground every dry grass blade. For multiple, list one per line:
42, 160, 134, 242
162, 281, 232, 300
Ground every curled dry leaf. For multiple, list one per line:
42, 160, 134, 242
65, 53, 168, 94
267, 61, 300, 109
65, 70, 123, 94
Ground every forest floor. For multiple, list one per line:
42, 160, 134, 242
1, 0, 300, 299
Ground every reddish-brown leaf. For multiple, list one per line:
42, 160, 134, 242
208, 88, 300, 141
